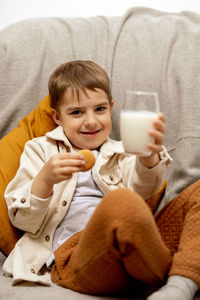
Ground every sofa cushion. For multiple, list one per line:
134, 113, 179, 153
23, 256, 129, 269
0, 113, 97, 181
0, 95, 56, 256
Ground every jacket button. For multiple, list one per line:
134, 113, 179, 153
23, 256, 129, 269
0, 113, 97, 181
21, 198, 26, 203
62, 200, 67, 206
30, 268, 35, 274
109, 175, 114, 181
45, 235, 50, 242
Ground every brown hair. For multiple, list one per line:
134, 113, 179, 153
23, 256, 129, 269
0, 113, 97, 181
48, 60, 112, 109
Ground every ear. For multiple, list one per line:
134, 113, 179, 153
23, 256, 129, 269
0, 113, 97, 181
51, 108, 62, 126
110, 100, 114, 112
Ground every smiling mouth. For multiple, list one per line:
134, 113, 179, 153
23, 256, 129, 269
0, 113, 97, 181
81, 130, 101, 136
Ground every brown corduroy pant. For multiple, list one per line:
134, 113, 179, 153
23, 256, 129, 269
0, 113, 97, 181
51, 179, 200, 295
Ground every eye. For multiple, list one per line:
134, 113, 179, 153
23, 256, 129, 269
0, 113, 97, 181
96, 106, 106, 112
71, 110, 82, 116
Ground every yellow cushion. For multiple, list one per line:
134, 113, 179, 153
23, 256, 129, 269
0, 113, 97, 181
146, 180, 167, 214
0, 95, 56, 256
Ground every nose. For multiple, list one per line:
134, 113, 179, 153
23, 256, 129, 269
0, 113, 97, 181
84, 111, 97, 128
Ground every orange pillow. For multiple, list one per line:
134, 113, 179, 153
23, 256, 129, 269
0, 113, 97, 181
0, 95, 56, 256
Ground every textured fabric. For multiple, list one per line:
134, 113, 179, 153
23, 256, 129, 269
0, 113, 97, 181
155, 179, 200, 285
167, 180, 200, 283
51, 180, 200, 295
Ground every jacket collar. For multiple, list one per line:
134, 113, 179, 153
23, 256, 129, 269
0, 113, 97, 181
46, 126, 72, 149
100, 138, 125, 156
46, 126, 125, 156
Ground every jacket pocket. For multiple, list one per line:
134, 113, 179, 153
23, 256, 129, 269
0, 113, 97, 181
101, 167, 124, 188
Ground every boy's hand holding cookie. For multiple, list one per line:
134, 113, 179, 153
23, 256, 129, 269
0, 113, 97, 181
32, 150, 95, 198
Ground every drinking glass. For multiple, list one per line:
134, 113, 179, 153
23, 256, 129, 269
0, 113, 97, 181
120, 91, 159, 156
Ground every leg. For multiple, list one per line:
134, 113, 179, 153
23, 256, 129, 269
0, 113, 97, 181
51, 188, 171, 295
154, 179, 200, 284
167, 180, 200, 286
147, 179, 200, 300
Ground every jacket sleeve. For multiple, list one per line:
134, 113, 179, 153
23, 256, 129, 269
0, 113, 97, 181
4, 139, 52, 234
119, 146, 172, 199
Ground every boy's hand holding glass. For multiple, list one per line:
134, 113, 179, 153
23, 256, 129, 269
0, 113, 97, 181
120, 91, 165, 168
139, 112, 165, 168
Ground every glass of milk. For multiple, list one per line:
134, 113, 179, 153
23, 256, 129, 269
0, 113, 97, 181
120, 91, 159, 156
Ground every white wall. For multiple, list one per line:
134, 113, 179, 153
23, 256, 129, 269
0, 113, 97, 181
1, 0, 200, 31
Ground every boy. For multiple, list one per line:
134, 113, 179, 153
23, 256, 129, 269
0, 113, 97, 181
3, 60, 198, 299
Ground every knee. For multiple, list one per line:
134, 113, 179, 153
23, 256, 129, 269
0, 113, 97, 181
99, 189, 156, 241
101, 188, 152, 221
103, 188, 144, 206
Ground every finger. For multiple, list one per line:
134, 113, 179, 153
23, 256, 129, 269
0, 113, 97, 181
158, 112, 165, 122
57, 153, 84, 160
152, 119, 165, 134
149, 129, 164, 145
54, 165, 84, 181
60, 166, 84, 176
147, 143, 163, 153
49, 153, 84, 169
59, 159, 85, 168
52, 153, 84, 168
54, 173, 73, 182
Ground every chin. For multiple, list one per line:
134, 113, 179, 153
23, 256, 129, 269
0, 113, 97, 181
75, 138, 107, 150
81, 143, 101, 150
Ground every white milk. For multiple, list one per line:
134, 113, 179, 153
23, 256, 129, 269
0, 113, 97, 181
120, 110, 157, 155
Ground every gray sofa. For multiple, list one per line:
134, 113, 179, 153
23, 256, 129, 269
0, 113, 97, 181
1, 6, 200, 299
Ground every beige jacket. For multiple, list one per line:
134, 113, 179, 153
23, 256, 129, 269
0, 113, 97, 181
3, 126, 171, 285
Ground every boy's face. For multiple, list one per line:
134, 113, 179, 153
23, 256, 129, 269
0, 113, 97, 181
51, 88, 114, 150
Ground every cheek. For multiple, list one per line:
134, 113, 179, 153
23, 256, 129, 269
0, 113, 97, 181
104, 118, 112, 134
62, 119, 79, 137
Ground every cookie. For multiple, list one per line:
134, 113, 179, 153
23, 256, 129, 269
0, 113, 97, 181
78, 149, 96, 172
